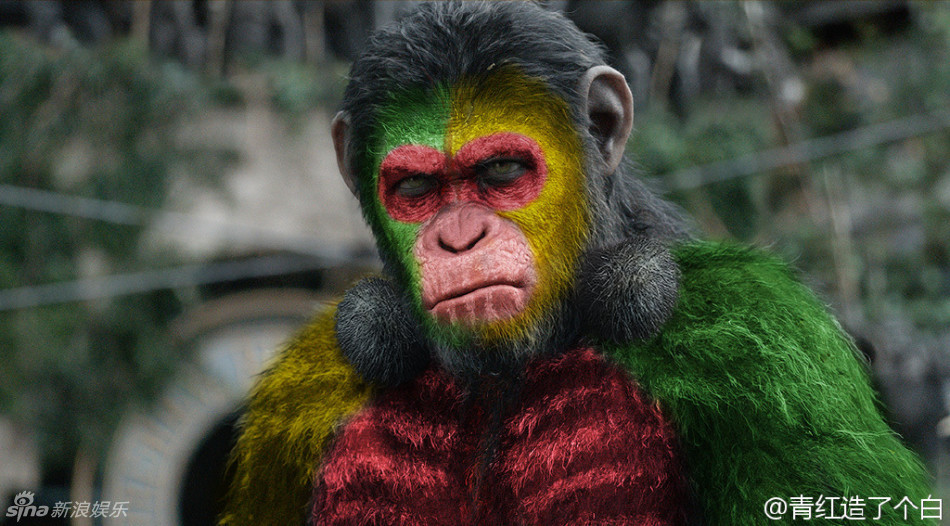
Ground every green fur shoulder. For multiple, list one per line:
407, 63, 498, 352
604, 240, 934, 525
219, 304, 372, 526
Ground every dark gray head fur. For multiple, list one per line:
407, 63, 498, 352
335, 1, 691, 384
342, 1, 689, 248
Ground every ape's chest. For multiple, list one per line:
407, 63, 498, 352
311, 347, 689, 525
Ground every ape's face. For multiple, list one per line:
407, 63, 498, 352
361, 68, 590, 347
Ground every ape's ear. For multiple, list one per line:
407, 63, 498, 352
579, 65, 633, 175
331, 111, 358, 196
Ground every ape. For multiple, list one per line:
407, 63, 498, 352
221, 3, 932, 525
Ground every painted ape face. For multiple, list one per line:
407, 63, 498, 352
362, 67, 590, 346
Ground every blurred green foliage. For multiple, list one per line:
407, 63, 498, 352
0, 33, 232, 468
634, 2, 950, 341
263, 59, 348, 122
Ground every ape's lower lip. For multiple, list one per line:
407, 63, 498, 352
426, 281, 523, 308
428, 283, 530, 325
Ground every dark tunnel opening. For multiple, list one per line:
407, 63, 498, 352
178, 408, 243, 526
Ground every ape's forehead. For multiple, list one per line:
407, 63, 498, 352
370, 67, 579, 165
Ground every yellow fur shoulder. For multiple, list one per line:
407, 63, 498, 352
219, 303, 372, 526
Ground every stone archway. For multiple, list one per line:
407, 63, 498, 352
101, 289, 327, 526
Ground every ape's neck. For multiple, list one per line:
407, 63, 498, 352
429, 298, 583, 384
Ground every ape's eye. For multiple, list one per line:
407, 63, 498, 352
477, 159, 528, 186
395, 175, 438, 197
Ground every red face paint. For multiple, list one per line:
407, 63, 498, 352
378, 132, 546, 223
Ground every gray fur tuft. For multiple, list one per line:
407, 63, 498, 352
335, 277, 430, 386
577, 235, 680, 343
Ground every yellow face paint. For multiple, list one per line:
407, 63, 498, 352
445, 67, 590, 342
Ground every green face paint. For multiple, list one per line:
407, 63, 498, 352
358, 86, 451, 315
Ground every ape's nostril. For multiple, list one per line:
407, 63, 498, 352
439, 227, 487, 254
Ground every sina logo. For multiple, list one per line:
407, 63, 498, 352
5, 491, 49, 521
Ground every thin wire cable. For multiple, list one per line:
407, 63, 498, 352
0, 255, 335, 312
0, 183, 359, 261
667, 107, 950, 190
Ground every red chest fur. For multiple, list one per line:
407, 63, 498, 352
311, 348, 688, 525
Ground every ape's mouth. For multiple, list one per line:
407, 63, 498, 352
426, 281, 532, 325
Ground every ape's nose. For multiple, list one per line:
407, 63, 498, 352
423, 203, 499, 256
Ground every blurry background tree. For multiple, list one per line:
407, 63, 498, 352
628, 0, 950, 464
0, 1, 948, 523
0, 33, 236, 474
